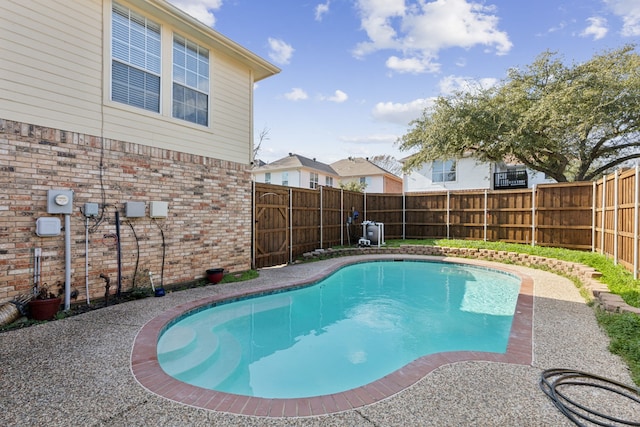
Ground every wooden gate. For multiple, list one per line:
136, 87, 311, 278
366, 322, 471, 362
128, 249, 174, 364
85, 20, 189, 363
253, 183, 290, 268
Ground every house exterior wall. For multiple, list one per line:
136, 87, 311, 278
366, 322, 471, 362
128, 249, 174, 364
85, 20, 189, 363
0, 0, 257, 164
404, 158, 492, 192
0, 119, 252, 303
0, 0, 276, 303
383, 175, 403, 194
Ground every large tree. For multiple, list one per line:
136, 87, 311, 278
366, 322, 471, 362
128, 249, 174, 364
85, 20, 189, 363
398, 45, 640, 182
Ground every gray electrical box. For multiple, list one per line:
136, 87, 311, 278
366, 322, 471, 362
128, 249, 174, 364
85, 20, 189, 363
47, 189, 74, 214
149, 201, 168, 218
125, 201, 145, 218
36, 217, 61, 236
84, 203, 99, 217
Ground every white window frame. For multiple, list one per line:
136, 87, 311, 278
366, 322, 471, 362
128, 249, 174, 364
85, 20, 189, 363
282, 171, 288, 186
325, 176, 333, 187
310, 172, 318, 189
264, 172, 271, 184
111, 2, 161, 112
432, 160, 457, 183
172, 33, 209, 126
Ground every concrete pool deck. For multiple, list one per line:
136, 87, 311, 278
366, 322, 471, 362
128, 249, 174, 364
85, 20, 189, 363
1, 254, 638, 426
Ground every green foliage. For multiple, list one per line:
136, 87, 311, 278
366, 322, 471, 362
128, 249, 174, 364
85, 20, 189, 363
338, 180, 367, 192
596, 310, 640, 385
399, 45, 640, 182
219, 270, 259, 283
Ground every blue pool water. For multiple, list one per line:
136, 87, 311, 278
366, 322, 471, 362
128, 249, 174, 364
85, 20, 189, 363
157, 261, 521, 398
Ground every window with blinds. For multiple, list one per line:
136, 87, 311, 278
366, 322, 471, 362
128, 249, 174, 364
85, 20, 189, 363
173, 34, 209, 126
111, 3, 161, 112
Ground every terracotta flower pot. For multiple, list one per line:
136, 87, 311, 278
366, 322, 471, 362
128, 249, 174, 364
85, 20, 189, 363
28, 298, 62, 321
206, 268, 224, 284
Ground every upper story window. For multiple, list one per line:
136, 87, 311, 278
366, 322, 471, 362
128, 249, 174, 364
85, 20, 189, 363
264, 172, 271, 184
282, 171, 289, 186
310, 172, 318, 189
325, 176, 333, 187
173, 34, 209, 126
432, 160, 457, 183
111, 3, 161, 112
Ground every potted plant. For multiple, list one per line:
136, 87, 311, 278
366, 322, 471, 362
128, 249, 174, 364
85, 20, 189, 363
28, 282, 62, 321
206, 268, 225, 284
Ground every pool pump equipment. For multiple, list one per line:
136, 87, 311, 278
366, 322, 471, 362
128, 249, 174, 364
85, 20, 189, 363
358, 221, 385, 247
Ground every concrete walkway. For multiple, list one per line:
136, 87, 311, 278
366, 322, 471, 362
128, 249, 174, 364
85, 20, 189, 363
1, 255, 637, 426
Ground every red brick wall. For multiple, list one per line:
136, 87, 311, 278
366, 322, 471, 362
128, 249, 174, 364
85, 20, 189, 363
0, 119, 252, 303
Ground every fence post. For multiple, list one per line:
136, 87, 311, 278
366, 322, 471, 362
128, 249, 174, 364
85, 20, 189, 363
340, 189, 344, 246
635, 165, 639, 279
364, 191, 367, 220
446, 191, 450, 240
402, 192, 406, 240
592, 181, 596, 253
531, 185, 536, 247
320, 185, 323, 249
601, 174, 606, 255
614, 170, 619, 265
251, 181, 256, 270
484, 189, 488, 242
289, 187, 293, 264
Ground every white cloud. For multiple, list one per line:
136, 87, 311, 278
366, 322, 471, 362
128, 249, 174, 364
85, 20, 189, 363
315, 1, 331, 21
353, 0, 512, 74
321, 90, 349, 103
386, 56, 440, 74
438, 75, 498, 95
268, 38, 294, 65
580, 16, 608, 40
371, 98, 434, 125
167, 0, 223, 27
604, 0, 640, 36
284, 88, 308, 101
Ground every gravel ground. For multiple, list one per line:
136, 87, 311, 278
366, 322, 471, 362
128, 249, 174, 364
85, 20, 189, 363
1, 255, 637, 426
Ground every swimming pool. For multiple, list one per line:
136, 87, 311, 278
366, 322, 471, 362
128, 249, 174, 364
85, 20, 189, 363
156, 260, 521, 399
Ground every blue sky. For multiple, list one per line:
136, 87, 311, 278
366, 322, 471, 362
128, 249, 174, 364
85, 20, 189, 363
168, 0, 640, 164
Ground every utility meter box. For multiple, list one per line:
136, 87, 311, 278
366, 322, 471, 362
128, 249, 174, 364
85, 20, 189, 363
36, 217, 61, 236
149, 201, 168, 218
47, 189, 74, 215
125, 201, 145, 218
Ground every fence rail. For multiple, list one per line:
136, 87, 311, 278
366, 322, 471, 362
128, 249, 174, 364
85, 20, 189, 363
253, 167, 640, 278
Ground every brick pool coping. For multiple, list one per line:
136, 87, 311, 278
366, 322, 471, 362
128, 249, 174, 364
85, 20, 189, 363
130, 256, 533, 418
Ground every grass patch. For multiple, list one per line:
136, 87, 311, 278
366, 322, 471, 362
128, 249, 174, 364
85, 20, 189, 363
596, 310, 640, 385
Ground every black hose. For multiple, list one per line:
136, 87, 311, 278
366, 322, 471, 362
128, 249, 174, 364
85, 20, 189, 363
115, 209, 122, 298
127, 222, 140, 289
539, 368, 640, 426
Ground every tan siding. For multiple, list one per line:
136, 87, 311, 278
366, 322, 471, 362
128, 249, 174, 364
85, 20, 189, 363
1, 0, 267, 164
0, 0, 104, 134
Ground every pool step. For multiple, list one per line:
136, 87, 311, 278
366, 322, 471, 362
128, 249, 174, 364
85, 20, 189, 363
176, 330, 243, 389
158, 325, 220, 376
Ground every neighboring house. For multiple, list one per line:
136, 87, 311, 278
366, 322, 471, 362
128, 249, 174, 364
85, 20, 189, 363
331, 157, 403, 194
401, 156, 554, 192
0, 0, 278, 303
252, 153, 340, 189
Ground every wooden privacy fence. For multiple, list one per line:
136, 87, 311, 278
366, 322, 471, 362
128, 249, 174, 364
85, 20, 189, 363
253, 168, 640, 278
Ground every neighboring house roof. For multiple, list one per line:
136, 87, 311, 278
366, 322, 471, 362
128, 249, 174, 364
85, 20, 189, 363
331, 157, 395, 177
253, 153, 338, 176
